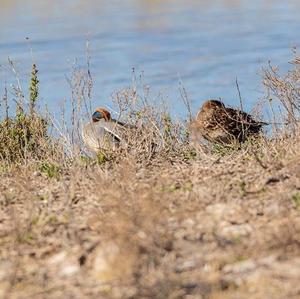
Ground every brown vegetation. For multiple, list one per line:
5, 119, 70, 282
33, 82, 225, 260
0, 56, 300, 299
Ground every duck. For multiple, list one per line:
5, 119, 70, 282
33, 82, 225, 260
82, 107, 131, 153
194, 99, 268, 145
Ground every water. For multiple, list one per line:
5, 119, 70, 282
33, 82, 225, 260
0, 0, 299, 119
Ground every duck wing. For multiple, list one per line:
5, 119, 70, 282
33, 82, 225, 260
226, 108, 266, 125
222, 107, 267, 141
111, 119, 136, 129
82, 121, 125, 152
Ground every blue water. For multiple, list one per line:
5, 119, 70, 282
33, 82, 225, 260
0, 0, 299, 120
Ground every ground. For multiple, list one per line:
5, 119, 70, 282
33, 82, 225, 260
0, 134, 300, 299
1, 56, 300, 299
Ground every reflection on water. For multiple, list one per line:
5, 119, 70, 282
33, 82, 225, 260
0, 0, 299, 118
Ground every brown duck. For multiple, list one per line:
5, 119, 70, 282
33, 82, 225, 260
195, 100, 268, 144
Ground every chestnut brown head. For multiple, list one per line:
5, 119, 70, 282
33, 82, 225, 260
92, 108, 111, 122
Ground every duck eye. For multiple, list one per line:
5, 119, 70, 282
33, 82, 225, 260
92, 111, 103, 121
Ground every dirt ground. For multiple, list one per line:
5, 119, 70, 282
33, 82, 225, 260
0, 133, 300, 299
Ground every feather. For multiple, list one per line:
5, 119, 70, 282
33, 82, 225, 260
195, 100, 268, 144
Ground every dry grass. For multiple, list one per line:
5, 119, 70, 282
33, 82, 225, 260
0, 55, 300, 299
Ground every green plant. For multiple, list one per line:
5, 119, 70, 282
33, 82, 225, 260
39, 162, 61, 179
29, 63, 39, 116
183, 148, 197, 161
97, 151, 111, 164
0, 115, 48, 162
211, 143, 236, 156
0, 63, 50, 163
163, 114, 172, 141
291, 193, 300, 208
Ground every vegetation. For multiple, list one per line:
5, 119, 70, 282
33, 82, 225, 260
0, 56, 300, 299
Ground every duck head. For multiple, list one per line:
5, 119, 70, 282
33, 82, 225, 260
92, 108, 111, 122
202, 100, 225, 111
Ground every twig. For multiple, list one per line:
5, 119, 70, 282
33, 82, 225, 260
179, 80, 192, 122
235, 77, 243, 112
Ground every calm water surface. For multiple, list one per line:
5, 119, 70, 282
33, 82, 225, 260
0, 0, 299, 118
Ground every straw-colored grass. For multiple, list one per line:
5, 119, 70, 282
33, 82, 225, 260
0, 56, 300, 299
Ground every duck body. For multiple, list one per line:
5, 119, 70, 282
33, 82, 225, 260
82, 108, 129, 153
195, 100, 267, 144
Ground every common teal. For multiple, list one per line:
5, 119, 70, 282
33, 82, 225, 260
82, 108, 130, 152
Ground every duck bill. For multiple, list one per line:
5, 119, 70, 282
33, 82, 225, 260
92, 111, 102, 122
